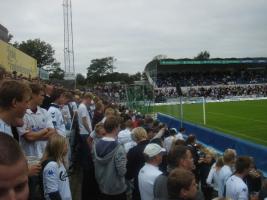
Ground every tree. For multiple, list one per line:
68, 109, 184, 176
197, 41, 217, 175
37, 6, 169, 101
153, 54, 168, 60
87, 57, 116, 83
44, 62, 64, 80
141, 71, 148, 81
7, 34, 13, 43
13, 39, 55, 68
49, 67, 64, 80
130, 72, 142, 82
104, 72, 142, 84
194, 51, 210, 60
76, 73, 86, 85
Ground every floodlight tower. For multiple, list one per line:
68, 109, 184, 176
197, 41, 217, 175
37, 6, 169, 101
63, 0, 75, 80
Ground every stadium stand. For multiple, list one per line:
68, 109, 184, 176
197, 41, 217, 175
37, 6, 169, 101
145, 58, 267, 102
1, 54, 267, 200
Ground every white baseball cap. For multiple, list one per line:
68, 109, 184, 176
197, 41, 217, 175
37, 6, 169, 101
144, 143, 166, 158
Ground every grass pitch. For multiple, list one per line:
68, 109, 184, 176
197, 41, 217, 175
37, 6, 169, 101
153, 100, 267, 146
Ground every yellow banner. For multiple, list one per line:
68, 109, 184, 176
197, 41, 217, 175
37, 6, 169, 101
0, 40, 37, 78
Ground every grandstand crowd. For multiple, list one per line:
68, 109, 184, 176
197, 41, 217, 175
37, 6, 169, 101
155, 85, 267, 101
79, 70, 267, 102
154, 70, 267, 102
92, 84, 126, 103
0, 68, 267, 200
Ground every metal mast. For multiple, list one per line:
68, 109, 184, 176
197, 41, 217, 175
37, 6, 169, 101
63, 0, 75, 78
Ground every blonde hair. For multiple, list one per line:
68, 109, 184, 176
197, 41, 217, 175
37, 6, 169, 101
223, 148, 236, 164
132, 127, 147, 142
203, 149, 215, 158
216, 157, 224, 168
104, 107, 116, 117
41, 134, 67, 165
83, 92, 93, 99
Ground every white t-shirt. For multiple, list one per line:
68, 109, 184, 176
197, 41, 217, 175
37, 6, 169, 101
118, 128, 132, 145
48, 104, 66, 137
61, 105, 72, 130
118, 128, 136, 152
17, 107, 54, 158
206, 163, 221, 191
69, 101, 78, 113
218, 165, 233, 197
0, 118, 12, 137
77, 103, 92, 135
176, 132, 184, 140
225, 175, 248, 200
43, 161, 72, 200
124, 141, 137, 153
163, 133, 184, 153
138, 163, 162, 200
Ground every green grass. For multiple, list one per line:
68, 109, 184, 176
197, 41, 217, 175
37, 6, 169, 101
153, 100, 267, 147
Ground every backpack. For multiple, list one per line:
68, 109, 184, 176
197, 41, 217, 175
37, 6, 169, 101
39, 159, 55, 200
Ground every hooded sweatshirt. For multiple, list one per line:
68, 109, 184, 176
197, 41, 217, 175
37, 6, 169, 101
92, 137, 127, 195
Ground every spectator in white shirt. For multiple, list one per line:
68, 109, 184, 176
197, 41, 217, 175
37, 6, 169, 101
17, 83, 57, 199
41, 134, 72, 200
61, 93, 73, 133
118, 119, 136, 153
78, 93, 93, 136
218, 149, 237, 197
138, 143, 165, 200
77, 93, 95, 199
225, 156, 252, 200
62, 92, 78, 168
18, 83, 56, 158
206, 156, 224, 196
48, 88, 67, 137
163, 128, 184, 153
0, 80, 31, 137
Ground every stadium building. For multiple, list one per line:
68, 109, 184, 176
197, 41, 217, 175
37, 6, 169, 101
145, 57, 267, 102
145, 57, 267, 86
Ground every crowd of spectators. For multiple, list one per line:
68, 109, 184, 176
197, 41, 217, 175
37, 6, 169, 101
154, 69, 267, 102
91, 84, 127, 103
156, 70, 267, 88
154, 84, 267, 102
84, 69, 267, 103
187, 85, 267, 99
0, 66, 40, 82
1, 68, 267, 200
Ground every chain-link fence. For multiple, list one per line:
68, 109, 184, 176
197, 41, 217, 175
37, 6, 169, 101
124, 84, 154, 114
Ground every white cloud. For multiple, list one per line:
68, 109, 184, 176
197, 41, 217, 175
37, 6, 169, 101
1, 0, 267, 75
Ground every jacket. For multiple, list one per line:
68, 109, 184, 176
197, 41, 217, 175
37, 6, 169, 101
92, 139, 127, 195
